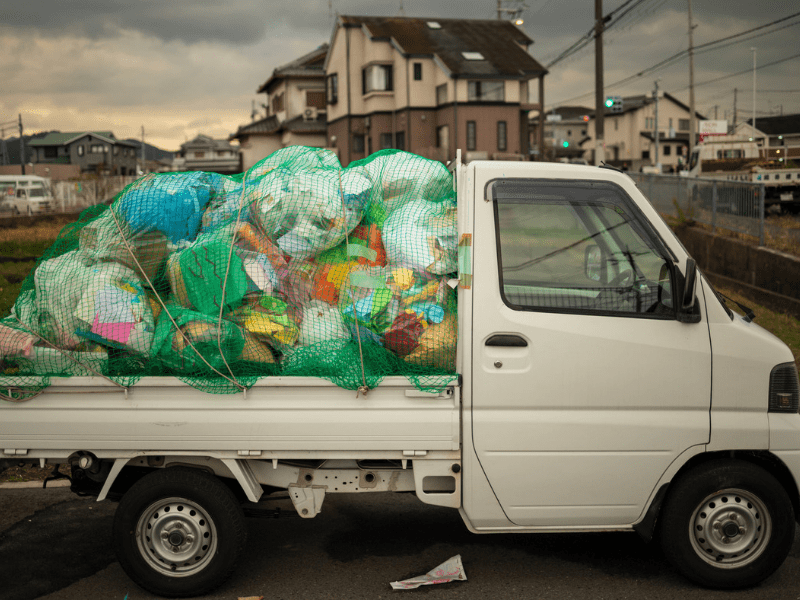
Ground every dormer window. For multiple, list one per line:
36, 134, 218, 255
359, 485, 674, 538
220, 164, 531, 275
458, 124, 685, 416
427, 21, 442, 29
462, 52, 485, 60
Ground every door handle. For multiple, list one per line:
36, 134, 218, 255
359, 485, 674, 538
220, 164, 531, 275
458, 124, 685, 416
485, 334, 528, 347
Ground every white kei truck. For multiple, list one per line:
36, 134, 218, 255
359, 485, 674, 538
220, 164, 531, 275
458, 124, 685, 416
2, 156, 799, 597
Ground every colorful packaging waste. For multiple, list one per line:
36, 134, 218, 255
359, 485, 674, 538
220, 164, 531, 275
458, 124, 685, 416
0, 148, 459, 396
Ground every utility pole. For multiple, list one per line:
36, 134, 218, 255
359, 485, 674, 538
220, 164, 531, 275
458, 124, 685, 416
653, 80, 660, 169
733, 88, 737, 132
594, 0, 605, 165
687, 0, 696, 153
141, 125, 146, 174
713, 105, 718, 120
751, 47, 757, 140
19, 114, 25, 175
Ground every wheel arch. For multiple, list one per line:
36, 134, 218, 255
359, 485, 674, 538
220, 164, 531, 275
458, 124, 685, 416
635, 450, 800, 542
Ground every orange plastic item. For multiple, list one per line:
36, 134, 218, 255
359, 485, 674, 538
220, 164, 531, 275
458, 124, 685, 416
351, 224, 386, 267
236, 223, 287, 271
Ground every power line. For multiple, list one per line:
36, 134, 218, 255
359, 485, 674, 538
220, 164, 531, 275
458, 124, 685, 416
544, 0, 653, 68
549, 13, 800, 106
671, 52, 800, 93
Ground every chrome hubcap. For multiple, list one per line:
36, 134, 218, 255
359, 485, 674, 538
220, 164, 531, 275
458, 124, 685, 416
690, 488, 771, 568
136, 497, 217, 577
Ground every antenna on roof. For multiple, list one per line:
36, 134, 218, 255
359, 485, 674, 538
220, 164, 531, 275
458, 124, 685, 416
397, 0, 405, 15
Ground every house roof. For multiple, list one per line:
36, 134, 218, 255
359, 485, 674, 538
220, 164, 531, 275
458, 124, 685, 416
596, 92, 705, 119
28, 131, 120, 146
230, 113, 326, 141
258, 44, 329, 94
640, 131, 691, 143
545, 105, 593, 121
181, 134, 238, 151
745, 114, 800, 136
336, 16, 547, 80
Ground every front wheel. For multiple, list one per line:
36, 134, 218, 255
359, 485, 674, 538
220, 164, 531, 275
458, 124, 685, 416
659, 460, 795, 589
113, 467, 247, 598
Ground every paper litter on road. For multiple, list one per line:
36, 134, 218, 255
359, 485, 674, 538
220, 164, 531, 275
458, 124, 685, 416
390, 554, 467, 590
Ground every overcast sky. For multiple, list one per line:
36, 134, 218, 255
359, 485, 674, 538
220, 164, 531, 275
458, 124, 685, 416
2, 0, 798, 151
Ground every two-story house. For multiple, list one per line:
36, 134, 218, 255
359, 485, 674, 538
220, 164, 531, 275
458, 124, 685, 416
28, 131, 139, 175
325, 16, 547, 165
175, 135, 240, 174
232, 44, 329, 170
537, 106, 593, 162
582, 93, 705, 172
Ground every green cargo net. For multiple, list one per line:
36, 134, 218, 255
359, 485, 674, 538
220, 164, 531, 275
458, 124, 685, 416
0, 148, 459, 399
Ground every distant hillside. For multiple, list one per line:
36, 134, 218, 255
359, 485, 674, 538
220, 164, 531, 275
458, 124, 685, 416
124, 139, 174, 163
0, 132, 48, 165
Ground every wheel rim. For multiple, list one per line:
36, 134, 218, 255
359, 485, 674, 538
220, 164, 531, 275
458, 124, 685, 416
689, 488, 771, 569
135, 496, 218, 577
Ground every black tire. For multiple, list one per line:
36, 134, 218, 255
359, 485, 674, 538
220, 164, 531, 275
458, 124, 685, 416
113, 467, 247, 598
659, 459, 795, 589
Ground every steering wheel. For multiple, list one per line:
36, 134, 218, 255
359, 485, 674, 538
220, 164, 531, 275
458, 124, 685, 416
592, 268, 636, 311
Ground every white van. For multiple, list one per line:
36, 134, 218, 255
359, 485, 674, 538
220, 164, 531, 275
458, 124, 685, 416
0, 174, 55, 215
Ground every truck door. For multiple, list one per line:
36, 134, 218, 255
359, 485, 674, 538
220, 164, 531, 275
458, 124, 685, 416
471, 172, 711, 527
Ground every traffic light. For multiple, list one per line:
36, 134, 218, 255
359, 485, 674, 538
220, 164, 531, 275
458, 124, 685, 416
605, 96, 623, 113
562, 140, 569, 148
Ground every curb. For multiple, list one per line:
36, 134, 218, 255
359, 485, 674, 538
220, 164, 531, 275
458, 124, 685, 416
0, 479, 71, 489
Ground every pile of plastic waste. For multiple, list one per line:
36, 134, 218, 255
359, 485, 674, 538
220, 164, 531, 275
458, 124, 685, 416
0, 147, 459, 397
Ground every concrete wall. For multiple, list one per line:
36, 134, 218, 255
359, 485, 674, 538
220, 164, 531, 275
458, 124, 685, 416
673, 225, 800, 318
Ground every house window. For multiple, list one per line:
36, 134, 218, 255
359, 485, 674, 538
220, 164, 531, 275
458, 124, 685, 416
395, 131, 405, 151
467, 121, 477, 151
413, 63, 422, 81
362, 64, 393, 94
306, 91, 326, 109
497, 121, 507, 152
77, 145, 84, 156
669, 118, 673, 129
642, 150, 650, 159
663, 145, 671, 156
326, 74, 338, 105
90, 144, 105, 154
272, 92, 285, 113
467, 81, 504, 102
678, 119, 690, 131
44, 147, 57, 158
113, 146, 119, 155
194, 152, 205, 158
353, 134, 365, 154
436, 83, 447, 105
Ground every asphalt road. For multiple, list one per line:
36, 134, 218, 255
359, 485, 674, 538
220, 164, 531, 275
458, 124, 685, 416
1, 486, 800, 600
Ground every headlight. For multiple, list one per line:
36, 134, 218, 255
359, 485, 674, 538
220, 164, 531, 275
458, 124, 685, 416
769, 362, 800, 413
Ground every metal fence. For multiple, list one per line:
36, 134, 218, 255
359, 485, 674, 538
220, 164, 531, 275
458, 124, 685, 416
630, 173, 766, 245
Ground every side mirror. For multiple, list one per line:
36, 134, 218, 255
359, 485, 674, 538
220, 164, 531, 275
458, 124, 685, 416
678, 258, 701, 323
584, 245, 603, 282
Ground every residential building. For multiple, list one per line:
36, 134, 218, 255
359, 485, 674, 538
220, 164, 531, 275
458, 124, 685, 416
28, 131, 139, 175
176, 135, 240, 174
232, 44, 329, 170
537, 106, 592, 162
582, 93, 705, 172
325, 16, 547, 165
733, 114, 800, 163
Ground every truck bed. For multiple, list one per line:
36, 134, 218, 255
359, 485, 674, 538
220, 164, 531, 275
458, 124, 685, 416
0, 377, 460, 459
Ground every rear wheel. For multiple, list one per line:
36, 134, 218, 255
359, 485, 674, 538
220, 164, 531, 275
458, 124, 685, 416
113, 467, 247, 598
659, 460, 795, 589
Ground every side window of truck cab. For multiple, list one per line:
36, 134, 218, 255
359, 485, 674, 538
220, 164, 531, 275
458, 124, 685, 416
490, 179, 675, 317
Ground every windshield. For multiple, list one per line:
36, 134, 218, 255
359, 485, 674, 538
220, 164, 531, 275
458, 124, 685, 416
27, 188, 46, 198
